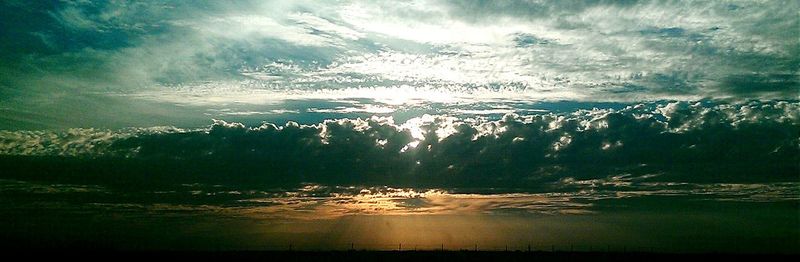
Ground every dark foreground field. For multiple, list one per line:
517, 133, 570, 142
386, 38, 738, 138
3, 250, 797, 262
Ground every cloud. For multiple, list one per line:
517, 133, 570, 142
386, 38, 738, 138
722, 73, 799, 94
1, 100, 796, 188
2, 178, 795, 221
1, 1, 798, 130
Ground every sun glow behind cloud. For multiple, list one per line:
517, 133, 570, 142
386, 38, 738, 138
2, 179, 796, 221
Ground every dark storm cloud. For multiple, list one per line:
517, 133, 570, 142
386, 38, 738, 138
1, 101, 797, 189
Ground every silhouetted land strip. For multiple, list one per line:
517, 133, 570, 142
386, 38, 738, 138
4, 250, 796, 262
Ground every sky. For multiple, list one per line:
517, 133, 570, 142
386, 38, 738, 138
0, 0, 798, 253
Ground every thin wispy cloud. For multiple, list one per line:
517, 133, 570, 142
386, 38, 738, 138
1, 1, 798, 129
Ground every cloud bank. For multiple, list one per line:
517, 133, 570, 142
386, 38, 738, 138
1, 100, 796, 189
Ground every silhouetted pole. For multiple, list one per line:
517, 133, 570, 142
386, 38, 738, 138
441, 243, 444, 251
551, 245, 555, 252
527, 244, 531, 252
398, 243, 402, 251
474, 244, 477, 251
505, 245, 508, 251
350, 242, 354, 251
289, 243, 293, 251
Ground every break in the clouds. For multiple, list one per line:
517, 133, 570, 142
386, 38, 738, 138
2, 179, 796, 220
1, 0, 798, 129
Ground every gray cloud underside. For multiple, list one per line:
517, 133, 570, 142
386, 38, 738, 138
1, 100, 797, 189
